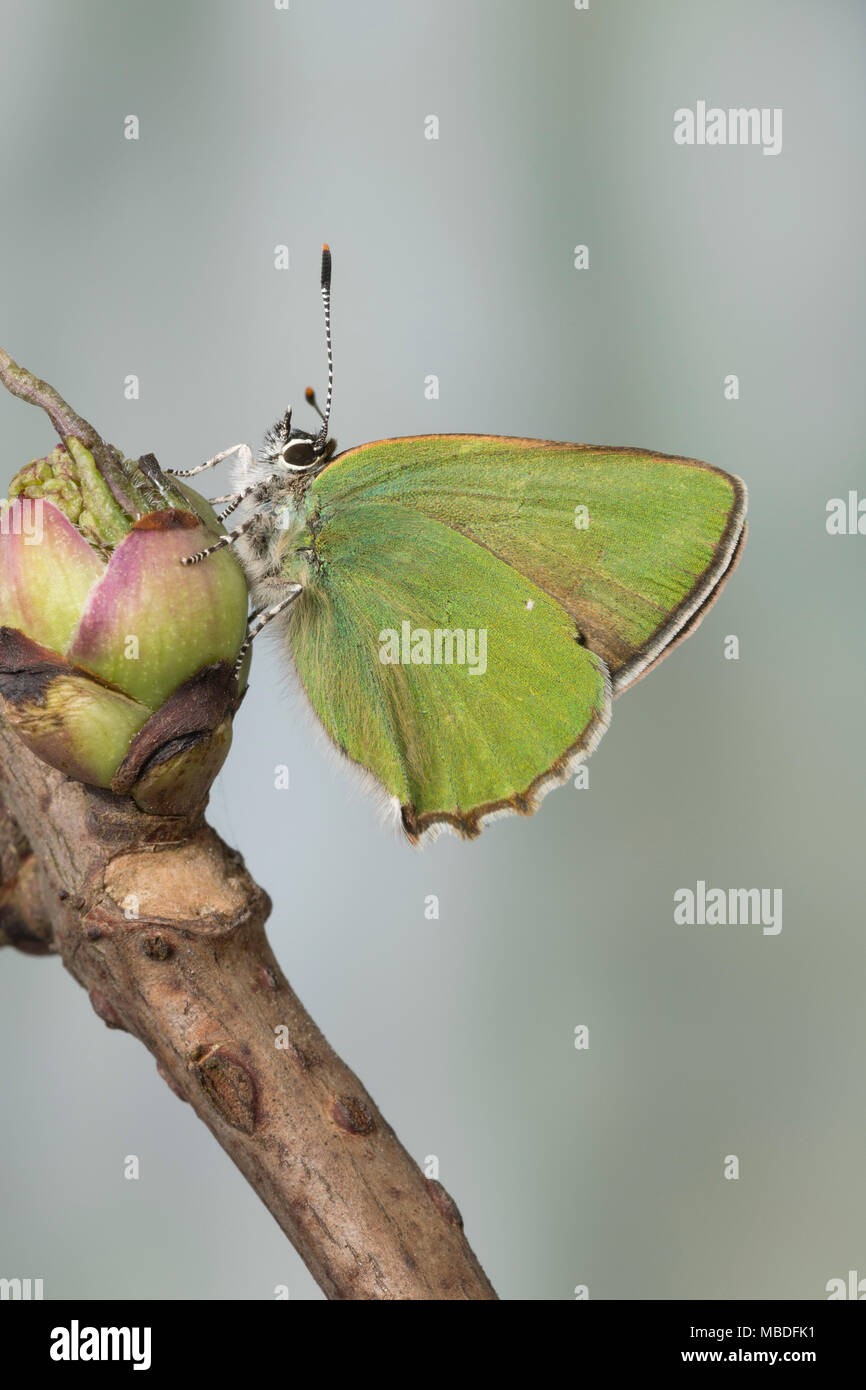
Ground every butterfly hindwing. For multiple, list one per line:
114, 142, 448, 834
287, 500, 610, 840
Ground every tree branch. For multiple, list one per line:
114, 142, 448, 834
0, 713, 496, 1299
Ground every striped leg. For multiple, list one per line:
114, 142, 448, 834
167, 443, 255, 479
209, 482, 260, 522
181, 515, 256, 565
234, 587, 302, 675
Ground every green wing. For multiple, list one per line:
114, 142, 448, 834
287, 435, 745, 840
309, 436, 746, 691
288, 501, 610, 841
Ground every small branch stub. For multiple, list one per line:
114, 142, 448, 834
191, 1045, 259, 1135
333, 1094, 376, 1136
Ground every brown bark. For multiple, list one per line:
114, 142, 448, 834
0, 714, 497, 1299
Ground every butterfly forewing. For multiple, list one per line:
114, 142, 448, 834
310, 436, 746, 692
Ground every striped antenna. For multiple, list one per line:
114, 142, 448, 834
317, 244, 333, 446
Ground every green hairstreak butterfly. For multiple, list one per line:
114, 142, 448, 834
174, 246, 746, 843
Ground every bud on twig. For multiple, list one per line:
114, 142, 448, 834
0, 350, 250, 817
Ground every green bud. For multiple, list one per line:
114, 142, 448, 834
0, 438, 250, 817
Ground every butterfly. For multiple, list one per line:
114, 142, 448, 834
171, 246, 746, 844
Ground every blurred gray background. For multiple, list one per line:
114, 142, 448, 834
1, 0, 863, 1300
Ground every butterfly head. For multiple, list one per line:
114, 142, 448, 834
262, 403, 335, 474
262, 245, 336, 477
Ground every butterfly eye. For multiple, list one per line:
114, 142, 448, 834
280, 438, 316, 471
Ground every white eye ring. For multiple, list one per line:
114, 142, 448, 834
279, 442, 316, 473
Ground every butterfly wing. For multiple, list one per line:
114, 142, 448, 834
308, 436, 746, 691
287, 435, 745, 840
287, 500, 610, 841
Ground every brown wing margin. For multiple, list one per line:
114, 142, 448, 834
611, 479, 747, 694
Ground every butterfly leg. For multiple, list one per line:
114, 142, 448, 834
205, 483, 260, 522
166, 443, 255, 479
233, 586, 303, 676
180, 515, 256, 565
